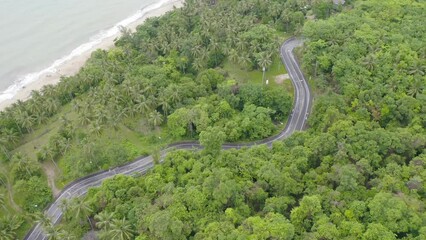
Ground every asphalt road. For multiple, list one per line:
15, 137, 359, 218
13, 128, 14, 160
24, 38, 311, 240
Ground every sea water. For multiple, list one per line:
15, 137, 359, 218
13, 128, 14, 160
0, 0, 166, 103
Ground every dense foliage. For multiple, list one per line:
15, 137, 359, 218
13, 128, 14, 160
56, 0, 425, 239
1, 0, 424, 239
0, 0, 313, 237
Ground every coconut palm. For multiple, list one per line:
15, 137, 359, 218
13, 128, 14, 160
408, 60, 425, 76
135, 96, 152, 116
191, 44, 203, 58
236, 38, 246, 52
193, 57, 205, 72
59, 198, 72, 221
78, 110, 92, 126
1, 128, 18, 146
45, 98, 59, 115
95, 211, 114, 231
0, 215, 23, 240
34, 212, 52, 229
94, 106, 109, 125
148, 111, 163, 127
228, 49, 239, 64
16, 111, 35, 133
58, 229, 78, 240
34, 110, 47, 125
70, 197, 93, 224
0, 229, 14, 240
168, 85, 182, 106
43, 224, 63, 240
11, 152, 37, 178
41, 84, 58, 97
0, 194, 5, 211
27, 99, 42, 116
238, 54, 251, 69
408, 78, 424, 97
57, 230, 76, 240
362, 54, 377, 71
0, 215, 23, 239
158, 96, 171, 117
108, 218, 134, 240
256, 52, 273, 70
0, 128, 18, 158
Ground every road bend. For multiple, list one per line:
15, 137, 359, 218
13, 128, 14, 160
25, 38, 311, 240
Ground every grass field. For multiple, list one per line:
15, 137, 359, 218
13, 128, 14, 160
222, 56, 294, 97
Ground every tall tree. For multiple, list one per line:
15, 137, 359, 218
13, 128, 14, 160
108, 218, 134, 240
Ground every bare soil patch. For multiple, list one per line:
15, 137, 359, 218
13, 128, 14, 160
275, 74, 290, 84
43, 162, 61, 197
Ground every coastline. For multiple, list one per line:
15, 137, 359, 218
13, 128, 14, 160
0, 0, 184, 112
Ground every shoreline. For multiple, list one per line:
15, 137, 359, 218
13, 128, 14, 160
0, 0, 184, 112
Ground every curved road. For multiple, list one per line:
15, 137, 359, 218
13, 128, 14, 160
25, 38, 311, 239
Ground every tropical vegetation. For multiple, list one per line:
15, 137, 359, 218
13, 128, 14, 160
1, 0, 425, 239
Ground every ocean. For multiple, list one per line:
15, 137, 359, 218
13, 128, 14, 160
0, 0, 165, 104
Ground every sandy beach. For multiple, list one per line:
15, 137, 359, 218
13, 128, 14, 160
0, 0, 184, 111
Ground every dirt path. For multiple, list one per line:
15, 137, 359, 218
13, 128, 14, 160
43, 162, 61, 197
6, 183, 22, 212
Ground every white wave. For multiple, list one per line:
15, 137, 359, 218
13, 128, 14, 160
0, 0, 175, 104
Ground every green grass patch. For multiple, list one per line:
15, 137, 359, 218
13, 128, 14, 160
223, 56, 294, 97
14, 104, 77, 160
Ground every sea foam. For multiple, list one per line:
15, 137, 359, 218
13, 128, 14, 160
0, 0, 174, 104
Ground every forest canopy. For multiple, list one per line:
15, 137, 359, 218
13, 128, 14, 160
55, 0, 426, 239
0, 0, 425, 239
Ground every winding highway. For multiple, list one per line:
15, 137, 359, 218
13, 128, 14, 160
24, 38, 311, 240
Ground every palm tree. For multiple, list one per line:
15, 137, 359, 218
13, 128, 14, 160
238, 54, 251, 69
0, 215, 23, 240
135, 96, 152, 116
78, 110, 92, 126
34, 110, 47, 125
362, 54, 377, 71
2, 215, 23, 235
191, 45, 203, 58
0, 229, 14, 240
193, 57, 205, 72
158, 95, 171, 117
94, 106, 109, 124
45, 98, 59, 115
38, 145, 59, 170
27, 99, 42, 116
199, 48, 209, 62
236, 38, 246, 52
1, 128, 18, 146
59, 198, 72, 221
228, 49, 239, 64
408, 78, 424, 97
41, 84, 57, 97
209, 38, 222, 65
168, 85, 182, 106
11, 152, 34, 178
57, 229, 76, 240
70, 197, 93, 224
43, 224, 63, 240
16, 111, 35, 133
408, 61, 425, 76
95, 211, 114, 231
0, 193, 5, 211
148, 111, 163, 127
0, 128, 18, 158
108, 218, 134, 240
256, 51, 273, 70
34, 212, 52, 229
